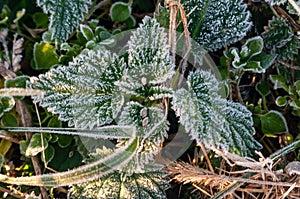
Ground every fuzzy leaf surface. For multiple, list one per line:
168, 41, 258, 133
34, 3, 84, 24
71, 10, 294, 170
172, 70, 262, 156
30, 48, 125, 129
69, 169, 168, 199
184, 0, 252, 51
36, 0, 91, 42
263, 17, 299, 60
118, 102, 169, 173
117, 16, 174, 99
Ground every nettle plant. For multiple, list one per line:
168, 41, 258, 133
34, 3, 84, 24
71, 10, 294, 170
0, 16, 262, 198
0, 0, 266, 198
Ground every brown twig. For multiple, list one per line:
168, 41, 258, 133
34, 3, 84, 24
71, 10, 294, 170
15, 100, 50, 199
0, 186, 25, 199
273, 5, 300, 31
0, 133, 20, 144
199, 142, 215, 174
278, 60, 300, 70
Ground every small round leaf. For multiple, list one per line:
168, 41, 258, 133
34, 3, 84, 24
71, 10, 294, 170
110, 2, 131, 22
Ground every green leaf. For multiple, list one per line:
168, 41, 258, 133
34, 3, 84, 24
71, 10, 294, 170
1, 113, 19, 127
25, 134, 48, 157
57, 134, 73, 148
30, 48, 125, 129
269, 74, 289, 91
240, 36, 263, 59
19, 140, 29, 155
290, 99, 300, 109
124, 15, 136, 28
184, 0, 252, 51
5, 76, 29, 88
256, 80, 271, 97
295, 80, 300, 96
0, 139, 12, 156
0, 96, 15, 117
32, 12, 49, 28
250, 52, 277, 71
0, 154, 3, 168
259, 110, 288, 136
110, 2, 131, 22
41, 145, 55, 164
47, 116, 62, 127
172, 70, 262, 156
227, 36, 273, 73
33, 41, 59, 70
79, 24, 94, 41
242, 61, 263, 73
275, 96, 288, 107
36, 0, 91, 42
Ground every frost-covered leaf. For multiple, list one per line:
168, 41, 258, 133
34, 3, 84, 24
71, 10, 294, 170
69, 170, 168, 199
69, 147, 168, 199
36, 0, 91, 42
269, 74, 289, 91
25, 133, 48, 157
110, 2, 131, 22
30, 48, 125, 128
184, 0, 252, 51
263, 17, 299, 60
117, 16, 174, 97
226, 36, 275, 73
265, 0, 287, 6
0, 96, 15, 117
287, 0, 300, 15
118, 102, 169, 173
79, 24, 94, 41
172, 70, 262, 156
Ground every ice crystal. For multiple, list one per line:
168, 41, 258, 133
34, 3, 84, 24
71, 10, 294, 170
172, 70, 262, 156
263, 17, 299, 60
36, 0, 91, 42
118, 102, 169, 173
265, 0, 287, 6
69, 170, 168, 199
183, 0, 252, 51
30, 48, 125, 129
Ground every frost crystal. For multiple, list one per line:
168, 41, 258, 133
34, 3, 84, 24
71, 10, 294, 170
265, 0, 287, 6
183, 0, 252, 51
118, 102, 169, 173
263, 17, 299, 60
36, 0, 91, 42
116, 16, 175, 99
30, 48, 125, 129
172, 70, 262, 156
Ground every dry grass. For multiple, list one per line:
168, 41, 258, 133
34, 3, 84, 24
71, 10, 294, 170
166, 147, 300, 199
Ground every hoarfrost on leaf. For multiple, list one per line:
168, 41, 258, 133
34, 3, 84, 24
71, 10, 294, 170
117, 16, 175, 99
36, 0, 91, 42
183, 0, 252, 51
30, 48, 125, 129
172, 70, 262, 156
69, 170, 169, 199
263, 17, 299, 60
118, 102, 169, 173
265, 0, 287, 6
